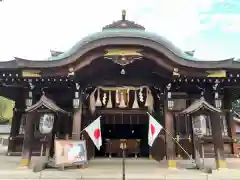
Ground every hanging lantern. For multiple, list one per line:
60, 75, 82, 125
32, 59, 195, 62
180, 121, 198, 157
25, 98, 32, 107
25, 91, 33, 107
39, 114, 54, 134
95, 88, 102, 107
214, 92, 222, 109
73, 98, 80, 108
215, 99, 222, 109
167, 92, 174, 110
73, 91, 80, 108
168, 99, 174, 110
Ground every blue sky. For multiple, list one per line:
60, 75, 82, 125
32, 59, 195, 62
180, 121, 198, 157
0, 0, 239, 61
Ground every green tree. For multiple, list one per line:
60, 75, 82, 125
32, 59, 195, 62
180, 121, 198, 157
233, 99, 240, 113
0, 96, 14, 124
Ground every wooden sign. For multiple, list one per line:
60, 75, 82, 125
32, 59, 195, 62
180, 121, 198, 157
207, 70, 226, 78
55, 140, 87, 166
104, 48, 142, 56
22, 70, 41, 77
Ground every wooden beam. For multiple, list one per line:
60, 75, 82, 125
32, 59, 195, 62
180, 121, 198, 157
97, 108, 148, 115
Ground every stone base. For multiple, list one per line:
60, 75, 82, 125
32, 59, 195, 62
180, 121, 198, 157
148, 154, 152, 160
216, 160, 227, 169
168, 160, 177, 168
19, 159, 30, 167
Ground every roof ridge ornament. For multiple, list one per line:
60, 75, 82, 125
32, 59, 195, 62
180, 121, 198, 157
102, 10, 145, 30
122, 9, 126, 21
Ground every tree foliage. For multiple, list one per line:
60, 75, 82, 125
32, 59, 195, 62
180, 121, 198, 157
233, 99, 240, 113
0, 96, 14, 124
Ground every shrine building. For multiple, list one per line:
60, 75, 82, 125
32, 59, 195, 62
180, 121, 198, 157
1, 10, 240, 169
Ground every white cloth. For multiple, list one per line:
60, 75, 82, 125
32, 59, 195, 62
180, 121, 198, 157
84, 116, 102, 150
148, 114, 163, 147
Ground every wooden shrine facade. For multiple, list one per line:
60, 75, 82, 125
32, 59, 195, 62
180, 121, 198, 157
1, 11, 240, 169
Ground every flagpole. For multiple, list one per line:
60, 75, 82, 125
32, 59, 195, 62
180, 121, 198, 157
146, 112, 193, 162
163, 127, 193, 161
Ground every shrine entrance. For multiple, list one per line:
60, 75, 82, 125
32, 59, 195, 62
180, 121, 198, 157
95, 113, 149, 158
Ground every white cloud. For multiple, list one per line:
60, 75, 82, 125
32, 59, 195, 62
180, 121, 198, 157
0, 0, 232, 61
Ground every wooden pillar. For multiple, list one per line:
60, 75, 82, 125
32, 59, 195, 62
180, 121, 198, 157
19, 113, 34, 167
19, 87, 34, 167
8, 109, 21, 154
224, 89, 238, 155
175, 114, 181, 158
231, 121, 238, 156
210, 112, 227, 169
72, 86, 82, 140
8, 90, 25, 154
206, 85, 226, 169
164, 86, 176, 168
165, 110, 176, 168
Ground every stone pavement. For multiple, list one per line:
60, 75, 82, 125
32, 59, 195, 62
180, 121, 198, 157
0, 156, 240, 179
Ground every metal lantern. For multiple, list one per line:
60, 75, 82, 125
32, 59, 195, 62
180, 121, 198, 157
167, 99, 174, 110
25, 98, 32, 107
167, 92, 174, 110
25, 91, 33, 107
214, 92, 222, 109
39, 114, 54, 134
73, 98, 80, 108
73, 91, 80, 108
215, 99, 222, 109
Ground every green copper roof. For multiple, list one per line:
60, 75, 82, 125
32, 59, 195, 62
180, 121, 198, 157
48, 28, 200, 62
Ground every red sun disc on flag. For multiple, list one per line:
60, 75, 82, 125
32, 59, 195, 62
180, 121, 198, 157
94, 128, 100, 140
151, 124, 155, 136
68, 144, 73, 148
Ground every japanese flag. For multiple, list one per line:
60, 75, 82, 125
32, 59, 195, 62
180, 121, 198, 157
84, 116, 102, 150
148, 114, 163, 147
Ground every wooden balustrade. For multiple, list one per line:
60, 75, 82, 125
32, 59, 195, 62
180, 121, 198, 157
105, 139, 140, 158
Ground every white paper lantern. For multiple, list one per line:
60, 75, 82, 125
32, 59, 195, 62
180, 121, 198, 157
39, 114, 54, 134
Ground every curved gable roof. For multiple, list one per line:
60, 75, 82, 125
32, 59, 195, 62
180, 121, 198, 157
48, 29, 198, 61
0, 11, 239, 69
